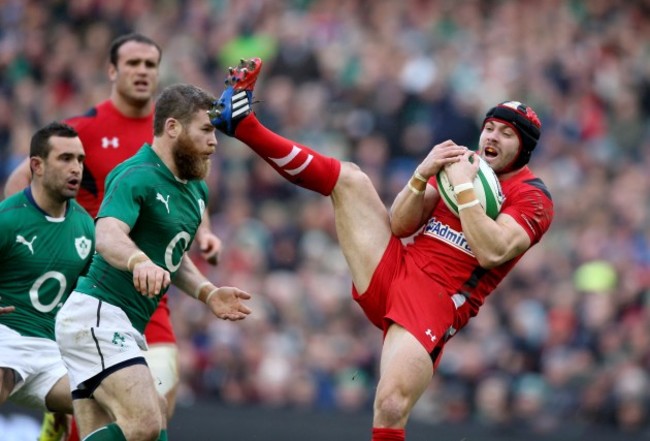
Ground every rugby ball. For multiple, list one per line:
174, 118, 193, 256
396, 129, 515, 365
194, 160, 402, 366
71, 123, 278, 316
436, 155, 504, 219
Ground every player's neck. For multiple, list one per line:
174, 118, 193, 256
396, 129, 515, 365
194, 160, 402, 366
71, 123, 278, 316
497, 165, 527, 181
151, 141, 180, 179
110, 93, 153, 118
29, 184, 68, 218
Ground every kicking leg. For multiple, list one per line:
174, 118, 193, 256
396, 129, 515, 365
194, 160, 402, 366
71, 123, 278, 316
210, 58, 340, 196
211, 59, 392, 290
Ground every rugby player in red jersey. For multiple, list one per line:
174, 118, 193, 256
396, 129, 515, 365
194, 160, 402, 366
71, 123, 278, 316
211, 59, 554, 441
6, 33, 221, 440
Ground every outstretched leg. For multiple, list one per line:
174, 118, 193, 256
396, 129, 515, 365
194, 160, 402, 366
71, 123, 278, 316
211, 58, 391, 291
211, 58, 341, 196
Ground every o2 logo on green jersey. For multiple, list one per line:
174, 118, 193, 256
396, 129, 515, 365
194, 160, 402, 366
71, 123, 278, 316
165, 231, 191, 271
30, 271, 66, 313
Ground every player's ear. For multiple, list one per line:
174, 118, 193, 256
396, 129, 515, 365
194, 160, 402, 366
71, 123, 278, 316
165, 117, 181, 138
108, 63, 118, 82
30, 156, 44, 177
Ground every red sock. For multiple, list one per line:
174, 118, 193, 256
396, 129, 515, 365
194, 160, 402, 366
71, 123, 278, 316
234, 114, 341, 196
371, 427, 405, 441
67, 417, 80, 441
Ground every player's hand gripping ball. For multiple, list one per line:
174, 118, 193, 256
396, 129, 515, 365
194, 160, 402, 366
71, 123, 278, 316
436, 155, 505, 219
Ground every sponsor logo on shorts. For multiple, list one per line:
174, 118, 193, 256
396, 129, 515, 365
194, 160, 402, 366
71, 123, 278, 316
112, 332, 126, 349
423, 217, 475, 257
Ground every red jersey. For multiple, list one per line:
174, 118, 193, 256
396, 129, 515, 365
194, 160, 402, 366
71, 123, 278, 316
65, 100, 154, 217
65, 99, 176, 344
408, 166, 554, 328
143, 294, 174, 344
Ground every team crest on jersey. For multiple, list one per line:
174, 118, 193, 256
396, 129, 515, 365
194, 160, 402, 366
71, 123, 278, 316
423, 217, 475, 257
75, 236, 92, 259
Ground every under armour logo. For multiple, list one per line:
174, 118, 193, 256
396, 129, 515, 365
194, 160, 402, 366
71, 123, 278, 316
101, 137, 120, 149
16, 234, 37, 254
156, 193, 170, 213
269, 145, 313, 176
425, 329, 437, 342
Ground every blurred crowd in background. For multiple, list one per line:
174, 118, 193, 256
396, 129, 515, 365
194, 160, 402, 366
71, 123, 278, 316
1, 0, 649, 437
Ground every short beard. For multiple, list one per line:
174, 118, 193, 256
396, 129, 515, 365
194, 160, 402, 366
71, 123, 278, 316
172, 132, 210, 180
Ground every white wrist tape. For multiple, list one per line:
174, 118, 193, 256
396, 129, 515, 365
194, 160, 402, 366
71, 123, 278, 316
407, 181, 425, 195
192, 281, 213, 299
453, 182, 474, 195
413, 170, 427, 183
127, 251, 148, 272
458, 199, 481, 211
205, 288, 218, 304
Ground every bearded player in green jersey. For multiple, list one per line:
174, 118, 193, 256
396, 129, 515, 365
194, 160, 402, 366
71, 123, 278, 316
55, 83, 252, 441
0, 122, 94, 415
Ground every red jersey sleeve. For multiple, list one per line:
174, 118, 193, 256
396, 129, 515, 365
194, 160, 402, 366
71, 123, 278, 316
500, 175, 554, 245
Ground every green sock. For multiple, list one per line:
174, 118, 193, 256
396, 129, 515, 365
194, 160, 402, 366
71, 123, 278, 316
83, 423, 127, 441
157, 429, 168, 441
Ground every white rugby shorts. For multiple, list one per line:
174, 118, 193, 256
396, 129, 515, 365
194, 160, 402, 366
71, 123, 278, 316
0, 324, 67, 410
143, 343, 179, 396
55, 291, 148, 391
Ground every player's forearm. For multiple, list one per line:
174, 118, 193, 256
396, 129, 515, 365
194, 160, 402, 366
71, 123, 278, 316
197, 211, 211, 234
461, 210, 530, 268
389, 173, 436, 237
95, 217, 142, 271
174, 255, 215, 304
390, 190, 426, 237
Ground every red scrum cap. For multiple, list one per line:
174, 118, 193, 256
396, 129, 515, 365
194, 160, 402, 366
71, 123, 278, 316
483, 101, 541, 170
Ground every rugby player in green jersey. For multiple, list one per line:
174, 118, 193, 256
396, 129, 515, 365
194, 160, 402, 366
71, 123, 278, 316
0, 122, 94, 415
55, 84, 252, 441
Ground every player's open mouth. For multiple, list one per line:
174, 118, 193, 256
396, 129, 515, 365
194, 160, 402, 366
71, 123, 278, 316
67, 178, 80, 189
484, 146, 498, 158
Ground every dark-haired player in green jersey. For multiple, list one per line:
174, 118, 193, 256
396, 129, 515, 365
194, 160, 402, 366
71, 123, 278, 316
55, 83, 252, 441
0, 122, 94, 415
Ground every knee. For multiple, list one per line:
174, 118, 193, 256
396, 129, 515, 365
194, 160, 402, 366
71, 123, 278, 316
373, 388, 410, 427
122, 414, 163, 441
337, 162, 373, 190
126, 424, 161, 441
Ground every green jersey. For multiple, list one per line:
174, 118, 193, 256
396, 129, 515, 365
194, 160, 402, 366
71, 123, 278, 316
75, 144, 208, 333
0, 189, 95, 339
